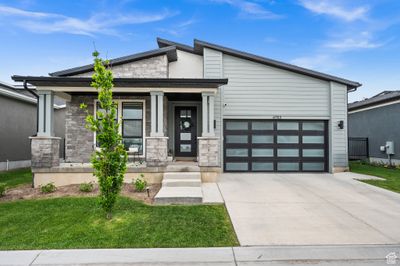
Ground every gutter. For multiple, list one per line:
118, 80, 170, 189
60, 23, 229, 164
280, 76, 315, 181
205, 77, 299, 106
348, 87, 358, 93
23, 80, 39, 135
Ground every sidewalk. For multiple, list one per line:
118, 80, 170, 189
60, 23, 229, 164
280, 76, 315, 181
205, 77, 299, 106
1, 244, 399, 265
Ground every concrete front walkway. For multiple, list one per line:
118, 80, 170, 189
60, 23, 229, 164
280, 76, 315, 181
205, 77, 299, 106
1, 245, 399, 265
218, 172, 400, 246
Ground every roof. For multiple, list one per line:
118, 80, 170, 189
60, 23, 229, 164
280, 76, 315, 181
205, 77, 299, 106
192, 39, 361, 88
0, 81, 37, 104
157, 37, 196, 54
11, 76, 228, 88
0, 81, 66, 107
50, 46, 178, 77
348, 90, 400, 111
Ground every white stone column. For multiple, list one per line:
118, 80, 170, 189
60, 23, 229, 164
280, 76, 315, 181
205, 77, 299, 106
208, 94, 215, 136
150, 91, 164, 137
150, 93, 157, 136
157, 93, 163, 136
37, 90, 54, 137
202, 93, 209, 136
202, 92, 215, 137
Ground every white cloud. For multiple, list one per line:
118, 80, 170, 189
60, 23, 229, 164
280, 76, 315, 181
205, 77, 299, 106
290, 54, 343, 72
158, 18, 198, 36
299, 0, 369, 22
0, 5, 176, 36
211, 0, 282, 19
0, 5, 61, 18
324, 31, 386, 51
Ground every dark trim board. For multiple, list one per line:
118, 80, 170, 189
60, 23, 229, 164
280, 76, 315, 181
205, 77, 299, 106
223, 119, 329, 172
12, 76, 228, 88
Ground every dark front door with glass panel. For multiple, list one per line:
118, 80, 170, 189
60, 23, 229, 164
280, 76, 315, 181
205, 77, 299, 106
175, 107, 197, 157
223, 120, 328, 172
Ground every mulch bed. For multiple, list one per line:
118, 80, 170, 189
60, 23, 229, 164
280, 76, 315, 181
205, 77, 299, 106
0, 183, 161, 205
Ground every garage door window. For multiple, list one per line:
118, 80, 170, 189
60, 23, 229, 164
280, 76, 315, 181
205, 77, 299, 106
252, 148, 273, 157
278, 162, 299, 171
252, 121, 273, 130
226, 162, 248, 171
226, 148, 248, 157
278, 149, 299, 157
303, 162, 324, 171
226, 121, 248, 130
277, 122, 298, 130
226, 135, 248, 143
303, 136, 324, 144
303, 122, 324, 131
277, 135, 299, 144
252, 162, 274, 171
224, 120, 328, 172
252, 135, 273, 143
303, 149, 324, 157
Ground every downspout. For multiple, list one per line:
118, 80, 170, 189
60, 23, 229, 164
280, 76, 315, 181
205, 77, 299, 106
23, 80, 39, 135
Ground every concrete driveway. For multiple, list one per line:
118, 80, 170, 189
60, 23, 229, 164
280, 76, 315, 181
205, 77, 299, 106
218, 172, 400, 246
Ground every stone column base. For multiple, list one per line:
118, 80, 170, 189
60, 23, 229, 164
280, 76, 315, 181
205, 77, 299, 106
146, 137, 168, 167
30, 136, 61, 168
198, 137, 219, 167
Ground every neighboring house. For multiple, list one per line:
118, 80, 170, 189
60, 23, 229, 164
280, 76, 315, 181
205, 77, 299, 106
0, 81, 66, 171
12, 38, 361, 187
348, 91, 400, 165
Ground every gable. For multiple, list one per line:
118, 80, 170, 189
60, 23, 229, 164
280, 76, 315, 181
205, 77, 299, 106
168, 50, 203, 78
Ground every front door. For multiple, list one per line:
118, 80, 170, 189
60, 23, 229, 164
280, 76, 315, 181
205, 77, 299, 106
175, 106, 197, 157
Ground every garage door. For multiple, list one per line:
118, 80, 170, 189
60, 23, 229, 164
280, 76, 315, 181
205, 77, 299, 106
223, 120, 328, 172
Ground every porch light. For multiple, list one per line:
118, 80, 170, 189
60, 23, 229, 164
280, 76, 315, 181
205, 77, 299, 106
338, 120, 344, 129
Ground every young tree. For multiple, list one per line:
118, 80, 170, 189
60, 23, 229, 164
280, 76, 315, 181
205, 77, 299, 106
80, 51, 128, 219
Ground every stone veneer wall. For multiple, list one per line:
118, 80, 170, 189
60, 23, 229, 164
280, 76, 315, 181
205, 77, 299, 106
198, 137, 220, 167
31, 137, 60, 168
65, 95, 152, 163
74, 55, 168, 78
146, 137, 168, 167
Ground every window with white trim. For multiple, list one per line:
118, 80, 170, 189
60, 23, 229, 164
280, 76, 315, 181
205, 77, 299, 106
95, 100, 145, 155
122, 102, 144, 154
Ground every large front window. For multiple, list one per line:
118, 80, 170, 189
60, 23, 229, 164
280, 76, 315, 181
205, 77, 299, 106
122, 102, 143, 154
95, 100, 145, 155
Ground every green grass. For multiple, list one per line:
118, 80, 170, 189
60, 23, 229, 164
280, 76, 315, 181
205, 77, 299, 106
0, 168, 32, 188
350, 161, 400, 193
0, 197, 238, 250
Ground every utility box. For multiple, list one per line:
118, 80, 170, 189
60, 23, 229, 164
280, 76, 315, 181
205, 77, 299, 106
386, 141, 395, 155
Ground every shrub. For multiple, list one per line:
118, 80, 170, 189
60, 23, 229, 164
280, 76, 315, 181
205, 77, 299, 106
79, 182, 94, 192
40, 183, 56, 194
0, 183, 6, 197
133, 174, 147, 192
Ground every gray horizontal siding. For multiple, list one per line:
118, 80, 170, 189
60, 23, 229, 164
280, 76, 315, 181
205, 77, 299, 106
222, 54, 330, 118
349, 102, 400, 160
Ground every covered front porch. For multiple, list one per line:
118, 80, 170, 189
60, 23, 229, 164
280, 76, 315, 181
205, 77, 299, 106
12, 76, 227, 187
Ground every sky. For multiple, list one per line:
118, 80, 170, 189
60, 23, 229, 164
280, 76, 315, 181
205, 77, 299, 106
0, 0, 399, 103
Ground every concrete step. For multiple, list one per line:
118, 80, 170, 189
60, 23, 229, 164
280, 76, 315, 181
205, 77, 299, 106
162, 178, 202, 187
163, 172, 201, 181
165, 164, 200, 172
154, 187, 203, 205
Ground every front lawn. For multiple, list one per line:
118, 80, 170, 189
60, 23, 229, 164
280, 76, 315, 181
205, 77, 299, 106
350, 161, 400, 193
0, 197, 238, 250
0, 168, 31, 188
